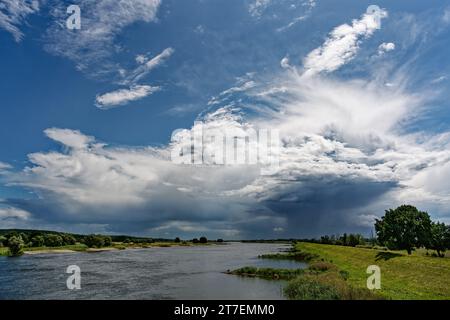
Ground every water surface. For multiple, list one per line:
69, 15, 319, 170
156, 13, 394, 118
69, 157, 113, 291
0, 243, 306, 300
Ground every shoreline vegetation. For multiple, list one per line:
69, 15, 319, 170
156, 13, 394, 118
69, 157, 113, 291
0, 229, 222, 257
229, 242, 450, 300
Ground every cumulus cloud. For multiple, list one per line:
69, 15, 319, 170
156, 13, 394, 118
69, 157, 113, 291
303, 8, 387, 76
0, 0, 40, 41
378, 42, 395, 55
3, 7, 450, 238
5, 68, 450, 237
95, 85, 160, 109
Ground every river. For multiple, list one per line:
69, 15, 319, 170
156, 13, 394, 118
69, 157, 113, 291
0, 242, 306, 300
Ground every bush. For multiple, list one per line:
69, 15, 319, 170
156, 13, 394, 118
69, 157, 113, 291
7, 236, 24, 257
174, 237, 181, 243
284, 277, 340, 300
199, 236, 207, 243
192, 238, 199, 244
308, 262, 336, 272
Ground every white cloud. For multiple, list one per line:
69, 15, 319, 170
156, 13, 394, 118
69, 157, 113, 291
44, 128, 95, 149
95, 85, 160, 109
378, 42, 395, 55
303, 8, 387, 76
431, 75, 447, 84
44, 0, 161, 78
123, 47, 175, 85
0, 0, 40, 41
0, 207, 30, 220
280, 56, 291, 69
6, 68, 450, 236
0, 162, 12, 171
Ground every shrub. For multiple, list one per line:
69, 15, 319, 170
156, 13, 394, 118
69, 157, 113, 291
284, 277, 340, 300
339, 270, 350, 281
199, 236, 208, 243
308, 262, 336, 272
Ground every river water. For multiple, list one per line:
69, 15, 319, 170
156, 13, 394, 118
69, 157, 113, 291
0, 242, 306, 300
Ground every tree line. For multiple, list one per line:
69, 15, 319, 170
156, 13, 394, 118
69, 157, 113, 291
303, 205, 450, 257
0, 231, 114, 256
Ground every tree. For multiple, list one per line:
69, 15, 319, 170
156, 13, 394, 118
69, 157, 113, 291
31, 235, 45, 247
0, 235, 6, 247
348, 234, 364, 247
375, 205, 432, 255
44, 234, 63, 247
199, 236, 208, 244
341, 233, 348, 246
192, 238, 199, 244
103, 236, 112, 247
61, 234, 76, 245
84, 235, 111, 248
7, 235, 24, 257
427, 222, 450, 257
174, 237, 181, 243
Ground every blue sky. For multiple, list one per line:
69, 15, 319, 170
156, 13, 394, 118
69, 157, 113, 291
1, 0, 450, 239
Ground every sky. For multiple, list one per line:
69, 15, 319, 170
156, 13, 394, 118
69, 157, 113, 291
1, 0, 450, 239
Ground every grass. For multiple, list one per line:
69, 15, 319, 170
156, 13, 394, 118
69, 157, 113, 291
295, 242, 450, 300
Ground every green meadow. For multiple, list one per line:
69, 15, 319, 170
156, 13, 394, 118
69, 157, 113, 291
295, 242, 450, 300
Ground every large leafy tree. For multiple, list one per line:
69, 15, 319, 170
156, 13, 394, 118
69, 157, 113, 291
428, 222, 450, 257
375, 205, 432, 254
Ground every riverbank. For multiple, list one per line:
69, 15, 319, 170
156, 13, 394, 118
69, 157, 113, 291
230, 242, 450, 299
294, 242, 450, 300
0, 241, 213, 256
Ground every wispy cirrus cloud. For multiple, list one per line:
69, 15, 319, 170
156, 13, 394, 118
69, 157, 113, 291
44, 0, 161, 79
95, 47, 173, 109
122, 48, 175, 85
0, 0, 41, 41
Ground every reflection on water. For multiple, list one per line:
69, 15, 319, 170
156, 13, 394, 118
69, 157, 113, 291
0, 242, 306, 300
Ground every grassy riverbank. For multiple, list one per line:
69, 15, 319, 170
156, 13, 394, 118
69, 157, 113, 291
295, 242, 450, 300
228, 242, 450, 300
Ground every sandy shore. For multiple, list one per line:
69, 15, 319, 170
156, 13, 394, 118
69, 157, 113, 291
24, 249, 77, 255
